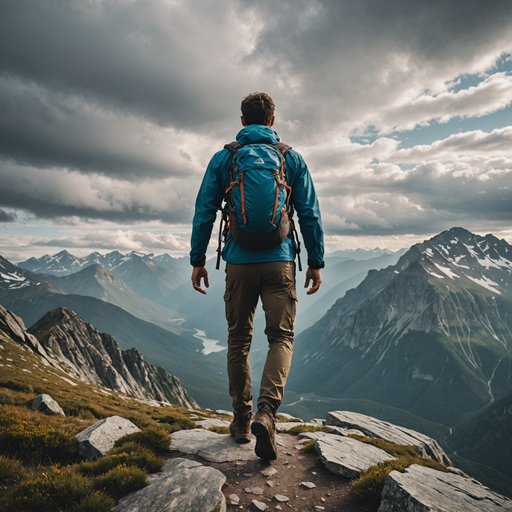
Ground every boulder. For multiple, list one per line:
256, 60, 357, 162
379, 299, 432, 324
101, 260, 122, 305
28, 394, 65, 416
76, 416, 140, 459
326, 411, 451, 466
113, 458, 226, 512
378, 464, 512, 512
170, 428, 258, 462
314, 432, 395, 478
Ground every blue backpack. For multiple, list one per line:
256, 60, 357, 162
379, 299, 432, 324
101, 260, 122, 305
215, 141, 302, 269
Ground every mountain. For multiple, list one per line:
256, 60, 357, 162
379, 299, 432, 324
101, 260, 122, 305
326, 247, 396, 261
41, 264, 182, 332
17, 250, 190, 303
0, 265, 230, 410
446, 388, 512, 479
0, 304, 196, 408
287, 227, 512, 426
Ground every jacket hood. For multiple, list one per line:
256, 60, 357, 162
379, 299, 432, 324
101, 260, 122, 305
236, 124, 280, 146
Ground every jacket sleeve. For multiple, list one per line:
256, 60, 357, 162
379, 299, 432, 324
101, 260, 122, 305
190, 155, 224, 267
288, 152, 325, 269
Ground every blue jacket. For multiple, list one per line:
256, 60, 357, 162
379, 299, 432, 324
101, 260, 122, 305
190, 124, 324, 268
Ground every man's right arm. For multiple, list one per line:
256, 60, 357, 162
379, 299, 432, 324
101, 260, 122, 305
190, 157, 224, 269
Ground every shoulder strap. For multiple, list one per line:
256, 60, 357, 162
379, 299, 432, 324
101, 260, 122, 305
224, 141, 242, 155
276, 142, 292, 156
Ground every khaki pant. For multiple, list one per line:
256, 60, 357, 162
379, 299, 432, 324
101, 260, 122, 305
224, 261, 297, 417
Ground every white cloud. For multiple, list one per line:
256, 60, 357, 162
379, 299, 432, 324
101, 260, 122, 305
387, 127, 512, 163
374, 73, 512, 134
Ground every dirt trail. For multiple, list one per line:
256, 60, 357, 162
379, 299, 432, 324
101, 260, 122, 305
167, 433, 378, 512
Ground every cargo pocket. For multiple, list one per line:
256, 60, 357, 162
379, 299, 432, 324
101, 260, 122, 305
288, 288, 298, 320
224, 291, 232, 325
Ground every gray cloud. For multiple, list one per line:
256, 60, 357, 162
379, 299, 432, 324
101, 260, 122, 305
0, 209, 16, 223
0, 160, 195, 223
0, 0, 512, 239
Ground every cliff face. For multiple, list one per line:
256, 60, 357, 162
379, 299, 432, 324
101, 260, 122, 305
288, 228, 512, 425
9, 306, 197, 409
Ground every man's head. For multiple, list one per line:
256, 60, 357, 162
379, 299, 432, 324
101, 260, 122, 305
241, 92, 275, 127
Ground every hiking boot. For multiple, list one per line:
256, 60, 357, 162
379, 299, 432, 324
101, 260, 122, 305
229, 414, 251, 444
251, 402, 277, 460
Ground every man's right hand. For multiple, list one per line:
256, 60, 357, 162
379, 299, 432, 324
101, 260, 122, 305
304, 267, 322, 295
192, 266, 209, 294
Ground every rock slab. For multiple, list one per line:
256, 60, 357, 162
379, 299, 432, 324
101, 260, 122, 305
113, 458, 226, 512
378, 464, 512, 512
28, 394, 65, 416
327, 411, 451, 466
314, 433, 395, 478
75, 416, 140, 459
170, 428, 258, 462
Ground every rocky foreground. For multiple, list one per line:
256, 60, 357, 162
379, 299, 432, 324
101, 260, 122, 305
35, 392, 508, 512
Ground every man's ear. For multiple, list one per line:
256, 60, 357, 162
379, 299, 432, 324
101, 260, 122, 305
241, 115, 246, 127
269, 116, 275, 127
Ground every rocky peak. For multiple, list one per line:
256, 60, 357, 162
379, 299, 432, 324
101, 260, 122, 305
27, 307, 197, 408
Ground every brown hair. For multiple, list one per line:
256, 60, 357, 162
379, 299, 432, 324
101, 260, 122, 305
241, 92, 275, 126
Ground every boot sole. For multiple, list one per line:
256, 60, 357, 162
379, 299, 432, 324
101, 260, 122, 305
234, 436, 251, 444
251, 421, 277, 460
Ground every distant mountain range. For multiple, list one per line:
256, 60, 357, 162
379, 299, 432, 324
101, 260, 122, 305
17, 250, 190, 303
287, 227, 512, 427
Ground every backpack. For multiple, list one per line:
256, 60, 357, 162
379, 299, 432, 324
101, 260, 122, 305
215, 141, 302, 270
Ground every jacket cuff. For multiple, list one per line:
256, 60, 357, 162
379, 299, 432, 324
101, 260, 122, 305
308, 260, 325, 270
191, 259, 206, 267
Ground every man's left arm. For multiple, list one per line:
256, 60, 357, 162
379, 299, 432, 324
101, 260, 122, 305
288, 153, 325, 270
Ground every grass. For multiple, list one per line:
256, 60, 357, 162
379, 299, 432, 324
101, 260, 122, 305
350, 459, 408, 504
348, 435, 449, 505
0, 455, 24, 481
302, 440, 316, 453
0, 335, 212, 511
208, 426, 229, 434
287, 425, 328, 435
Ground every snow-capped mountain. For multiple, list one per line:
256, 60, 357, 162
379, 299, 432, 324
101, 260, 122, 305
287, 227, 512, 426
17, 250, 190, 303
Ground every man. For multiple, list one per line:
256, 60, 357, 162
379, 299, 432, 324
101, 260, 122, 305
190, 92, 324, 460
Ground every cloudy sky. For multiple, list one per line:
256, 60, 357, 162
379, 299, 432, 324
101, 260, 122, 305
1, 0, 512, 262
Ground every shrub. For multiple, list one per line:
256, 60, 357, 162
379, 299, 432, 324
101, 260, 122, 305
3, 466, 92, 512
159, 414, 196, 433
73, 491, 115, 512
350, 459, 407, 503
114, 427, 170, 454
208, 426, 229, 434
0, 381, 32, 394
0, 393, 15, 406
0, 455, 23, 480
124, 415, 154, 429
302, 440, 316, 453
287, 424, 328, 435
92, 464, 148, 501
79, 443, 164, 475
0, 412, 79, 464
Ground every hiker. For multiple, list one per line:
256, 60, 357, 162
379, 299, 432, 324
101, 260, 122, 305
190, 92, 324, 460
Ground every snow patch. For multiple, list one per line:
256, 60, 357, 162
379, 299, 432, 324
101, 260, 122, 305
433, 263, 459, 280
464, 275, 502, 295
